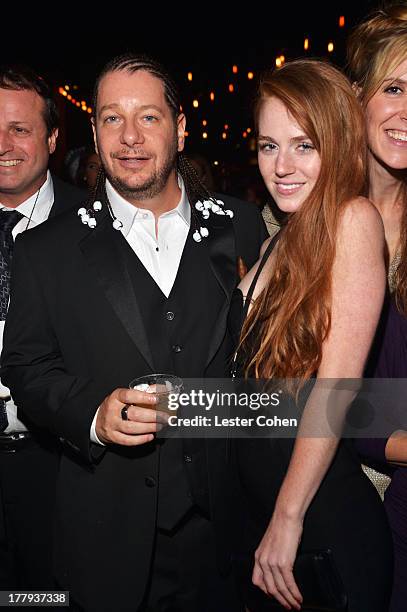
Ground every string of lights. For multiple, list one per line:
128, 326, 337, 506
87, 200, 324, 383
57, 15, 346, 151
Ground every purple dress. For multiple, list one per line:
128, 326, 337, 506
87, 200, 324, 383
356, 293, 407, 612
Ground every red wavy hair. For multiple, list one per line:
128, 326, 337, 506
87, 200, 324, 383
240, 60, 366, 382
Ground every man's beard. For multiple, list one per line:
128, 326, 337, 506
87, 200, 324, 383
107, 138, 178, 201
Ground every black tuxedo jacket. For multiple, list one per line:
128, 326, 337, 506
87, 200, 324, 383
50, 175, 86, 218
2, 192, 266, 612
0, 176, 86, 586
10, 175, 86, 432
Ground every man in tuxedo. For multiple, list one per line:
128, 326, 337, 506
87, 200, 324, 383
0, 64, 85, 589
2, 54, 267, 611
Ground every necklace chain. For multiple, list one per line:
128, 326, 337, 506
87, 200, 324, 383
24, 186, 41, 231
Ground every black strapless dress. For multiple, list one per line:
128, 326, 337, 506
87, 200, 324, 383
228, 283, 393, 611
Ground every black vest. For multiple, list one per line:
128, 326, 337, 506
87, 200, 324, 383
122, 228, 225, 530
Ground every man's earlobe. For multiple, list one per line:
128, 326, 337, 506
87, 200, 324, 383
177, 114, 186, 152
178, 134, 185, 152
48, 129, 59, 155
91, 118, 99, 155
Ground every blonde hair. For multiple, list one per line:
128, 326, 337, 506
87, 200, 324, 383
347, 4, 407, 314
347, 5, 407, 103
241, 59, 366, 382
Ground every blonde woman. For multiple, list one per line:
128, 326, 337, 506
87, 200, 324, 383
348, 6, 407, 611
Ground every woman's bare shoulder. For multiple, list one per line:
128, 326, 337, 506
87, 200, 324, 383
260, 236, 272, 257
336, 196, 384, 254
238, 237, 273, 301
340, 196, 383, 235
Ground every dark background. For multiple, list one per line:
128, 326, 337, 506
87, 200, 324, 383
2, 1, 381, 198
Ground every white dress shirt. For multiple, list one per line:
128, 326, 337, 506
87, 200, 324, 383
0, 171, 54, 433
91, 177, 191, 444
106, 177, 190, 297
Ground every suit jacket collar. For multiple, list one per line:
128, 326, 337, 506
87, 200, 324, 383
205, 208, 236, 300
204, 210, 236, 366
79, 209, 154, 369
50, 175, 87, 218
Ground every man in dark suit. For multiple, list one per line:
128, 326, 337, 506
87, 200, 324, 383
2, 54, 267, 611
0, 64, 85, 590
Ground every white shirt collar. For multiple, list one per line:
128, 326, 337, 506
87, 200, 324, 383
105, 174, 191, 237
0, 171, 54, 225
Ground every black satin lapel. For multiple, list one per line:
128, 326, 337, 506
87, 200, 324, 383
205, 301, 230, 369
206, 213, 236, 299
79, 217, 154, 370
205, 213, 237, 368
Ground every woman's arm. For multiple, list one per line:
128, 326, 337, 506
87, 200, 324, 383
253, 198, 386, 610
385, 431, 407, 465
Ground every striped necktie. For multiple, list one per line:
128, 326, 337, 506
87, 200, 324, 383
0, 209, 23, 432
0, 209, 23, 320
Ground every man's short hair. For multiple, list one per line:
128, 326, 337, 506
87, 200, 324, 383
0, 64, 59, 137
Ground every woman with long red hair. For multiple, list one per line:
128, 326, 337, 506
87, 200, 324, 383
231, 59, 393, 611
